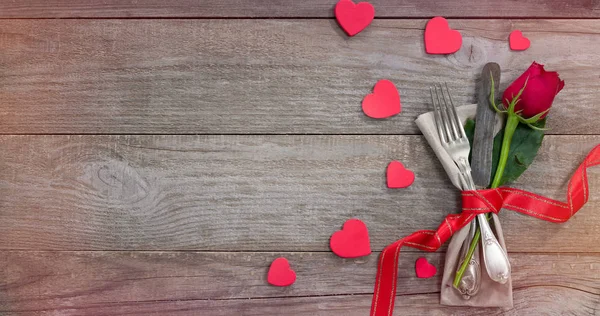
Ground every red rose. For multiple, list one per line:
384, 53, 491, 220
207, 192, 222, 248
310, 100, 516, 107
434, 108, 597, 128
502, 62, 564, 118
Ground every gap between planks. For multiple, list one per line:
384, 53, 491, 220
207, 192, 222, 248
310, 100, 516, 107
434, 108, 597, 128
0, 0, 599, 18
1, 249, 600, 254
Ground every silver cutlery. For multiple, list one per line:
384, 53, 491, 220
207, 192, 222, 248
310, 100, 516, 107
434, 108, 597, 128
430, 83, 511, 285
429, 85, 481, 298
472, 63, 500, 187
454, 63, 501, 298
454, 214, 481, 299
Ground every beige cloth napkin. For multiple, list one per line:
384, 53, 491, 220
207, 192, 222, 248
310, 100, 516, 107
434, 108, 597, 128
415, 104, 513, 308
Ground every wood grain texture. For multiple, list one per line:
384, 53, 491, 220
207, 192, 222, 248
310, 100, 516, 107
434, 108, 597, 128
0, 264, 596, 316
0, 0, 599, 18
0, 251, 596, 305
0, 135, 598, 251
81, 288, 594, 316
1, 19, 600, 134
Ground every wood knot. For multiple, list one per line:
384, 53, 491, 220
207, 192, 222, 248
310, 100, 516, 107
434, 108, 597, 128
450, 38, 487, 68
86, 159, 150, 205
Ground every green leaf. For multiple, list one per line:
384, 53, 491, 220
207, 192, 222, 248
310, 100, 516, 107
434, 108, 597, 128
464, 118, 476, 151
465, 118, 546, 187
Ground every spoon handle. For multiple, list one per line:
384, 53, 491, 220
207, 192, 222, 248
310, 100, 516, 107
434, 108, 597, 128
478, 214, 511, 284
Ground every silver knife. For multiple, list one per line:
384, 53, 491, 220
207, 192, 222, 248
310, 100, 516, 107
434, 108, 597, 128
472, 63, 511, 285
454, 63, 501, 298
472, 63, 501, 186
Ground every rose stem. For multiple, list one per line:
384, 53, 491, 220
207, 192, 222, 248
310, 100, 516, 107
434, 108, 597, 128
490, 114, 519, 189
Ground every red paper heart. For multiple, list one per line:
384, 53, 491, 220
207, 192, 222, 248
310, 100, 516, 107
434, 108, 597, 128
424, 17, 462, 54
267, 257, 296, 287
509, 30, 530, 51
362, 80, 401, 119
386, 161, 415, 189
415, 257, 437, 278
330, 219, 371, 258
335, 0, 375, 37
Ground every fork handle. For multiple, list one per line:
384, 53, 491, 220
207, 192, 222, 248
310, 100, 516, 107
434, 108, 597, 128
454, 220, 481, 298
456, 158, 476, 189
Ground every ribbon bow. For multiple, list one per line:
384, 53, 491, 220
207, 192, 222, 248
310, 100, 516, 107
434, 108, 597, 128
371, 144, 600, 316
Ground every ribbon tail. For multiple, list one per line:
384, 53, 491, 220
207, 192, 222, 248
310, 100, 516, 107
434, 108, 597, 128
498, 144, 600, 223
370, 213, 477, 316
370, 240, 403, 316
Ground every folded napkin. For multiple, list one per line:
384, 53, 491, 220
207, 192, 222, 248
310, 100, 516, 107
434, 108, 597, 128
415, 104, 513, 308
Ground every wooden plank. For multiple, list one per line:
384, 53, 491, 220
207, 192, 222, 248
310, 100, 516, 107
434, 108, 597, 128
0, 251, 596, 308
87, 288, 597, 316
0, 0, 599, 18
0, 279, 596, 316
0, 19, 599, 134
0, 135, 598, 251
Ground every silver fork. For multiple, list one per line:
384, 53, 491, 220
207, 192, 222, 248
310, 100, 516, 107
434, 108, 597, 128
431, 83, 511, 285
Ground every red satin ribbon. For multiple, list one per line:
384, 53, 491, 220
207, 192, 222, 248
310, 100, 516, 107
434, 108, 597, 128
370, 144, 600, 316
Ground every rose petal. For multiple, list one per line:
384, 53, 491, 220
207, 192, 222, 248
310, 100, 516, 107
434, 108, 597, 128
504, 62, 564, 118
557, 79, 565, 94
528, 61, 545, 77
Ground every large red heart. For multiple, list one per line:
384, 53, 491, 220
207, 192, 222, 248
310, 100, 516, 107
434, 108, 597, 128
335, 0, 375, 37
267, 257, 296, 287
415, 257, 437, 278
424, 17, 462, 54
386, 161, 415, 189
509, 30, 530, 51
330, 219, 371, 258
362, 80, 401, 119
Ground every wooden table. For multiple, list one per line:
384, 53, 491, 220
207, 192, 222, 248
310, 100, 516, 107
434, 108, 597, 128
0, 1, 599, 315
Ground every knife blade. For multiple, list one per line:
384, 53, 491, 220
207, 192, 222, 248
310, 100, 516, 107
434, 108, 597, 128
472, 62, 501, 188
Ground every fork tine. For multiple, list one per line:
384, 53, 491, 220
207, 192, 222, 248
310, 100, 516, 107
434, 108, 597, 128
436, 84, 456, 142
444, 83, 466, 139
430, 86, 447, 144
438, 83, 460, 142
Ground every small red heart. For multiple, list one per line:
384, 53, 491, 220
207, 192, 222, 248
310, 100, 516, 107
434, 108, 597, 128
509, 30, 530, 51
362, 80, 401, 119
424, 17, 462, 54
415, 257, 437, 278
267, 257, 296, 287
330, 219, 371, 258
335, 0, 375, 37
386, 161, 415, 189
